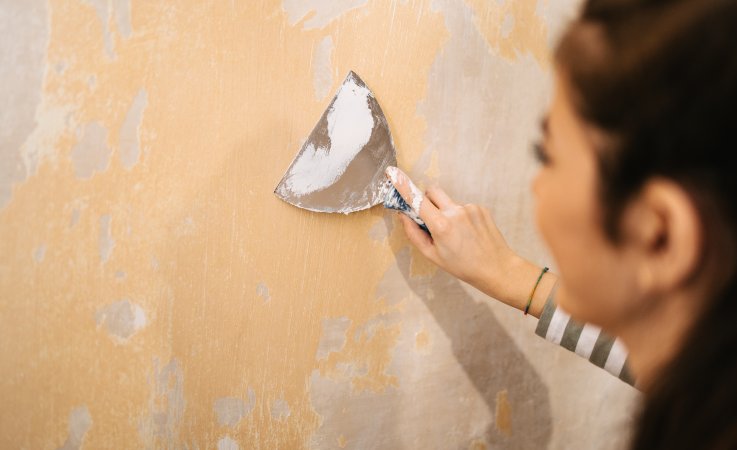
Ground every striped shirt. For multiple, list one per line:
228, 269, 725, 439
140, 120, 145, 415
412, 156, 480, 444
535, 282, 637, 386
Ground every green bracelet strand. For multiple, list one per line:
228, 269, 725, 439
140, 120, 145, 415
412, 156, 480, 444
524, 266, 549, 316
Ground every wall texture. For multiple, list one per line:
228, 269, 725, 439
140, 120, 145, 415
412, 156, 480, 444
0, 1, 640, 448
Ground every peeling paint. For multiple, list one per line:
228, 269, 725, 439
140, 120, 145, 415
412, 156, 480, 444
217, 436, 240, 450
71, 122, 111, 180
255, 281, 271, 302
118, 88, 148, 170
311, 36, 334, 101
139, 359, 185, 446
33, 244, 46, 263
214, 389, 255, 427
495, 389, 512, 437
95, 299, 146, 341
316, 317, 351, 360
282, 0, 369, 30
270, 398, 291, 421
58, 406, 92, 450
0, 0, 48, 209
98, 214, 114, 263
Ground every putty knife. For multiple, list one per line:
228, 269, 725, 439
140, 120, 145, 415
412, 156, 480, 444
274, 71, 428, 232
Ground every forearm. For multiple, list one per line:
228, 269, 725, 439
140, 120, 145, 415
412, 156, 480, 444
473, 255, 558, 318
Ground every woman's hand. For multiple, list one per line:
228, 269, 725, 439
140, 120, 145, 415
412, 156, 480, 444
385, 166, 555, 316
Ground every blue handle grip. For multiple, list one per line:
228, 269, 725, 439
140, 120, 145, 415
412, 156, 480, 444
382, 184, 430, 235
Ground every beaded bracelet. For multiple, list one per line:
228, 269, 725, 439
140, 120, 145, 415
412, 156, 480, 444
523, 266, 549, 316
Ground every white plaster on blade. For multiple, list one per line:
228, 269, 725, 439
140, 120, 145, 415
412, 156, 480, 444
214, 389, 255, 427
283, 76, 374, 195
409, 180, 423, 212
58, 406, 92, 450
119, 88, 148, 170
316, 316, 351, 360
95, 299, 147, 342
312, 36, 334, 101
71, 122, 112, 179
217, 436, 240, 450
270, 398, 291, 421
99, 214, 114, 263
282, 0, 368, 30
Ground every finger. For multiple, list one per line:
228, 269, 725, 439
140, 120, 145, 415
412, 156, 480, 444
385, 166, 446, 234
426, 185, 457, 210
399, 214, 438, 260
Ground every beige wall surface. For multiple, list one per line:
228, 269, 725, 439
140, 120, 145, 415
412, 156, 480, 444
0, 0, 640, 448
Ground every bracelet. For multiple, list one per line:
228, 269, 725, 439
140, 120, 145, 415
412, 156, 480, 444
524, 266, 549, 316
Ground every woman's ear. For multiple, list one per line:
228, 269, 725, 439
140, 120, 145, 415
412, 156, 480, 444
621, 178, 704, 297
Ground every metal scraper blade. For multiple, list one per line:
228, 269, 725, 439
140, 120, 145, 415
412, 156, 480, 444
274, 71, 397, 214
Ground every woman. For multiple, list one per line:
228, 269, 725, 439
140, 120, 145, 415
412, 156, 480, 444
386, 0, 737, 448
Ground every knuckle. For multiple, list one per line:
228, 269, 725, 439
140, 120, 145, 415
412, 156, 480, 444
433, 217, 450, 234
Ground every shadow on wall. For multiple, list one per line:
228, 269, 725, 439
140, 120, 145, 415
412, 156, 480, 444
391, 232, 552, 449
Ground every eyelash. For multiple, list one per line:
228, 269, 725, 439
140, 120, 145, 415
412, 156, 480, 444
532, 141, 551, 165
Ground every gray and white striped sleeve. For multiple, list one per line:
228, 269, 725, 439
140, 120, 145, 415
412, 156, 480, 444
534, 283, 636, 386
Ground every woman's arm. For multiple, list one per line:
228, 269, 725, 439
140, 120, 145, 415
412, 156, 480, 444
386, 167, 635, 386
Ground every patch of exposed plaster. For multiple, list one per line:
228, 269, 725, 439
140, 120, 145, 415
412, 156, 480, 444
70, 208, 81, 227
33, 244, 46, 263
312, 36, 334, 101
95, 299, 146, 342
316, 316, 351, 360
282, 0, 368, 30
0, 0, 49, 209
217, 436, 240, 450
501, 13, 515, 38
138, 358, 185, 446
119, 88, 148, 169
256, 282, 270, 302
368, 217, 390, 242
98, 214, 114, 263
71, 122, 111, 179
214, 389, 255, 427
270, 398, 291, 421
58, 406, 92, 450
112, 0, 132, 39
82, 0, 132, 57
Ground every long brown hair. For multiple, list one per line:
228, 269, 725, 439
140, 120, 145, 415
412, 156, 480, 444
556, 0, 737, 448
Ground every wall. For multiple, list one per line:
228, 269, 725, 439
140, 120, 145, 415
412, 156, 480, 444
0, 0, 640, 448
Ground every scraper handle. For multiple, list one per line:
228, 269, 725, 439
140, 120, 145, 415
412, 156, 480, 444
383, 185, 431, 235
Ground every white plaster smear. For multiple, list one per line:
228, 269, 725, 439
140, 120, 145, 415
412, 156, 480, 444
217, 436, 240, 450
119, 88, 148, 170
312, 36, 334, 101
316, 316, 351, 360
71, 122, 111, 179
58, 406, 92, 450
99, 214, 114, 263
270, 398, 291, 420
283, 77, 374, 195
214, 389, 255, 427
95, 299, 147, 342
282, 0, 368, 30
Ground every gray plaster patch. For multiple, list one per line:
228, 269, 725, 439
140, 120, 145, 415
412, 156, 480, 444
270, 398, 291, 421
82, 0, 114, 57
138, 358, 185, 446
316, 316, 351, 360
368, 216, 391, 242
256, 282, 270, 302
118, 88, 148, 169
95, 299, 147, 341
282, 0, 368, 30
311, 36, 334, 101
98, 214, 114, 263
217, 436, 240, 450
33, 244, 46, 263
112, 0, 132, 39
70, 208, 81, 227
214, 389, 255, 427
0, 0, 49, 209
58, 406, 92, 450
71, 122, 111, 179
115, 270, 126, 280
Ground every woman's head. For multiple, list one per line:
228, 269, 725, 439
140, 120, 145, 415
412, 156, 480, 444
534, 0, 737, 448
